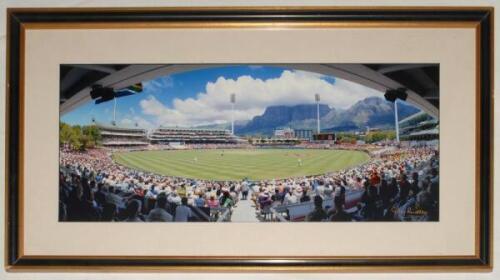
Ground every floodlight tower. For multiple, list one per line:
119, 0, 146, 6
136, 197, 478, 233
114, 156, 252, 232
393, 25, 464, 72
315, 93, 321, 134
112, 97, 117, 126
230, 93, 236, 135
394, 100, 400, 142
384, 88, 408, 143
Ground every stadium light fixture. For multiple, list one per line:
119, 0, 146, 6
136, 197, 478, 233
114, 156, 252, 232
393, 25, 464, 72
91, 83, 143, 105
384, 88, 408, 103
91, 85, 115, 104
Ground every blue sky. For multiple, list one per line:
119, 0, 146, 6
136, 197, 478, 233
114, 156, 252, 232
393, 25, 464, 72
61, 65, 381, 129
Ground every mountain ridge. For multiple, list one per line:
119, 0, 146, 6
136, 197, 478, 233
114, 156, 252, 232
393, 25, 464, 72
190, 96, 420, 136
236, 96, 420, 136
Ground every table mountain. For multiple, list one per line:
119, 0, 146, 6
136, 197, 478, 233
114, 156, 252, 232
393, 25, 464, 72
236, 96, 420, 136
237, 104, 331, 135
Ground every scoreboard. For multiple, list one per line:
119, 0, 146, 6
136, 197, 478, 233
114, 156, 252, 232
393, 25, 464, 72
313, 133, 336, 141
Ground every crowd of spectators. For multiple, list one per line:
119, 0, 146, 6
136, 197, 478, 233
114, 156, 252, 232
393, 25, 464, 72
250, 146, 439, 222
59, 145, 439, 223
59, 148, 240, 222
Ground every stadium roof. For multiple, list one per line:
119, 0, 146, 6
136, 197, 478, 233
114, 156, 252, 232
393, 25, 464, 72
399, 111, 432, 125
60, 64, 439, 118
95, 122, 146, 132
418, 120, 439, 126
156, 127, 229, 132
409, 128, 439, 136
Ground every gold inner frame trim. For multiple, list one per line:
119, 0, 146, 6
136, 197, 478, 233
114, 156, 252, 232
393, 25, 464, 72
21, 21, 479, 30
6, 6, 495, 12
16, 20, 481, 260
5, 264, 494, 273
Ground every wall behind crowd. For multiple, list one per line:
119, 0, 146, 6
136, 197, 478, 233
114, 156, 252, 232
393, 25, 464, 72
0, 1, 498, 280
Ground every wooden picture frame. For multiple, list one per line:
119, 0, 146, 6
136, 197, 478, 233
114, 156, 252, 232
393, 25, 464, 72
5, 6, 494, 272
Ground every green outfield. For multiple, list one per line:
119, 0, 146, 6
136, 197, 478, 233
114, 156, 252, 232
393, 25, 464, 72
112, 149, 370, 181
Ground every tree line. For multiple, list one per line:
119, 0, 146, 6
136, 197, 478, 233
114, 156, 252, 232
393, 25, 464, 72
364, 130, 396, 143
336, 130, 396, 144
60, 122, 101, 150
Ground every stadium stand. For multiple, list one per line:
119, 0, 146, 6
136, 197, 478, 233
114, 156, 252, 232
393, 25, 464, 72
399, 112, 439, 142
98, 124, 149, 148
149, 127, 239, 144
250, 137, 301, 146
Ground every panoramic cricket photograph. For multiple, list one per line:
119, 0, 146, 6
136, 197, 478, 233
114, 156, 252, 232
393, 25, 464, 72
59, 64, 439, 222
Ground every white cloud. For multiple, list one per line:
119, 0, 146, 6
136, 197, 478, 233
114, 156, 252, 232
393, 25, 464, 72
143, 76, 174, 94
119, 116, 155, 129
120, 118, 134, 126
139, 70, 382, 127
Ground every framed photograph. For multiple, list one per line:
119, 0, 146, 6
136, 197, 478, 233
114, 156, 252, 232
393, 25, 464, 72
5, 6, 493, 271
